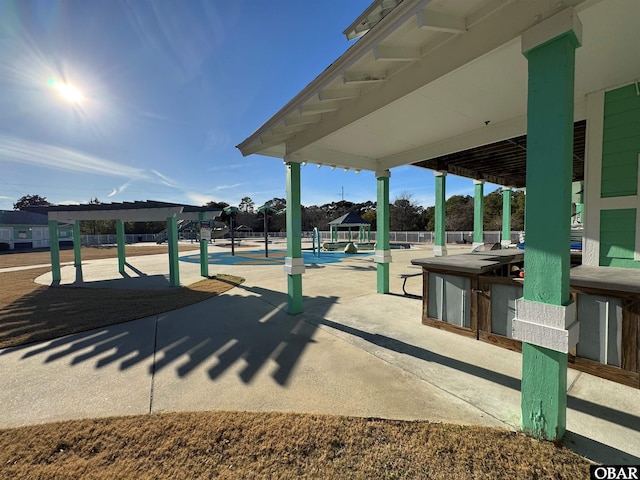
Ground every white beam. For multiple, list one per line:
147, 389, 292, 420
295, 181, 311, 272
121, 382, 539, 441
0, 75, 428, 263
300, 102, 340, 114
285, 114, 322, 126
583, 90, 604, 267
260, 132, 295, 144
318, 88, 360, 101
417, 9, 466, 33
295, 145, 379, 172
374, 46, 421, 62
272, 124, 307, 135
343, 71, 386, 84
287, 0, 566, 155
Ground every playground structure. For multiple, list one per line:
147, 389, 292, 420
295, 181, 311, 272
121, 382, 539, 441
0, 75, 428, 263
320, 212, 373, 253
156, 220, 229, 244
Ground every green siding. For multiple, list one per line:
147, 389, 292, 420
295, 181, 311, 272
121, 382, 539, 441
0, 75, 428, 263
601, 85, 640, 198
599, 208, 638, 268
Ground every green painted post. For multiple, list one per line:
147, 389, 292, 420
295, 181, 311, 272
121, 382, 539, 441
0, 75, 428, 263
73, 221, 82, 267
116, 219, 126, 274
473, 180, 484, 247
167, 216, 180, 287
434, 171, 447, 256
285, 161, 303, 314
375, 170, 391, 293
502, 187, 512, 247
199, 212, 208, 277
48, 220, 61, 282
519, 18, 581, 441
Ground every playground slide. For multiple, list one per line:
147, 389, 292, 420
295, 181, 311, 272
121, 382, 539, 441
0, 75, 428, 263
211, 221, 230, 239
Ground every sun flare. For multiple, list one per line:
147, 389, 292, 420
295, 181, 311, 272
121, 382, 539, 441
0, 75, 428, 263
48, 77, 84, 104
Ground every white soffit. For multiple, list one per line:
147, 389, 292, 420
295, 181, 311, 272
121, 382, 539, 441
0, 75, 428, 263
313, 38, 528, 159
574, 0, 640, 97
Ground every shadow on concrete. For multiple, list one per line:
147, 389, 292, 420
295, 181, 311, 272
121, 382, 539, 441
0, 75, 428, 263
8, 286, 337, 387
564, 431, 640, 465
312, 318, 640, 437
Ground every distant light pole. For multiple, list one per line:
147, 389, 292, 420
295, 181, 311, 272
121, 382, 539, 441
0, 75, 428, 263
223, 206, 239, 256
257, 204, 277, 257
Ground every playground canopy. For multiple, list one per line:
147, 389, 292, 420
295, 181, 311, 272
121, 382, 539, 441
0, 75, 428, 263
328, 212, 371, 242
26, 200, 222, 286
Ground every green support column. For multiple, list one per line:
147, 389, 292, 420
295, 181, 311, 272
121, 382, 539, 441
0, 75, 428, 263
285, 160, 304, 314
434, 171, 447, 256
375, 170, 391, 293
48, 220, 61, 283
199, 212, 209, 277
473, 180, 484, 248
516, 11, 582, 441
167, 216, 180, 287
116, 219, 126, 274
502, 187, 512, 247
73, 221, 82, 267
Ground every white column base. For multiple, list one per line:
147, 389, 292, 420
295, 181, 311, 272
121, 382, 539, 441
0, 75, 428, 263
433, 245, 448, 257
374, 249, 392, 264
501, 240, 512, 248
472, 242, 484, 250
512, 299, 579, 353
284, 257, 305, 275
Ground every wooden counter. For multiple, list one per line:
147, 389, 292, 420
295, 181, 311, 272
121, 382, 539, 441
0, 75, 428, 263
410, 252, 639, 388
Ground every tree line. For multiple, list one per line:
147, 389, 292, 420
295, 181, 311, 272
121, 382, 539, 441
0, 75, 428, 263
11, 190, 525, 235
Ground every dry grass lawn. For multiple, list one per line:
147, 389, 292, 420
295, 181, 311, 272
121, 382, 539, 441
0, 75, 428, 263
0, 411, 592, 479
0, 244, 198, 269
0, 246, 243, 349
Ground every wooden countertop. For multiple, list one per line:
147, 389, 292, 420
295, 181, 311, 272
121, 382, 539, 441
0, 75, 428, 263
411, 250, 524, 274
570, 265, 640, 294
410, 253, 639, 294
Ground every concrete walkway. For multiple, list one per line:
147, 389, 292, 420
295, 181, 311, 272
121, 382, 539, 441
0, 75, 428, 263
1, 243, 639, 466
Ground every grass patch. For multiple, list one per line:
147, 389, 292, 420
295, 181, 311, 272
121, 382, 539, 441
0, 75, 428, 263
0, 411, 591, 479
0, 261, 243, 349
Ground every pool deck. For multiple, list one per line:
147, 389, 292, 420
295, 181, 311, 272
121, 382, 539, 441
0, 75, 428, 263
1, 241, 639, 465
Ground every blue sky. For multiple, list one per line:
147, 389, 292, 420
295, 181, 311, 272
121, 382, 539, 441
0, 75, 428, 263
0, 0, 486, 212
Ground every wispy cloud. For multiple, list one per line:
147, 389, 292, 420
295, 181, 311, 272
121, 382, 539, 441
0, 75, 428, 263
108, 181, 132, 197
0, 196, 10, 200
151, 169, 179, 188
0, 135, 149, 180
214, 183, 241, 191
207, 163, 249, 172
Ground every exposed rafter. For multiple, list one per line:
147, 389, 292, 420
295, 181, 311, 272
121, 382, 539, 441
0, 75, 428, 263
374, 45, 421, 61
343, 71, 387, 84
318, 88, 360, 101
416, 9, 467, 33
285, 114, 322, 126
343, 0, 404, 41
286, 1, 575, 155
300, 102, 341, 115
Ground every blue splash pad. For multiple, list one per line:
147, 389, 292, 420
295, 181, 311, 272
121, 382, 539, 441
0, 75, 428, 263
179, 249, 373, 266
